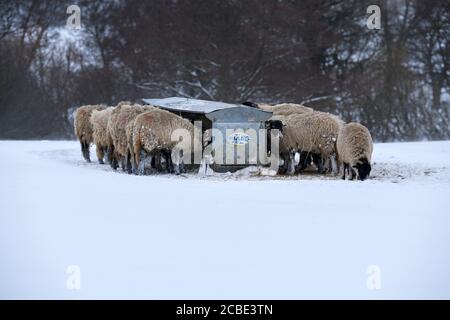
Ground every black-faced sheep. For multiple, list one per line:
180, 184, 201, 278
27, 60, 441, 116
74, 105, 106, 162
270, 111, 343, 174
132, 108, 201, 175
336, 122, 373, 181
287, 112, 343, 174
266, 114, 296, 174
90, 107, 114, 164
242, 102, 313, 173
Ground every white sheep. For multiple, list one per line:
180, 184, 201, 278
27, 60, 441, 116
125, 104, 158, 174
90, 107, 114, 164
336, 122, 373, 181
241, 102, 314, 173
74, 104, 106, 162
289, 111, 343, 173
132, 108, 201, 175
108, 103, 154, 172
270, 111, 343, 174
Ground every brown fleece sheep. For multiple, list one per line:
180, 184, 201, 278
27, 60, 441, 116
107, 103, 129, 169
107, 103, 153, 171
125, 105, 158, 174
132, 108, 200, 175
90, 107, 114, 164
286, 111, 344, 173
74, 104, 106, 162
268, 111, 343, 174
337, 122, 373, 181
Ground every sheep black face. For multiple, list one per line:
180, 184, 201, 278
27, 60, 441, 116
265, 120, 284, 133
354, 158, 371, 181
242, 101, 259, 108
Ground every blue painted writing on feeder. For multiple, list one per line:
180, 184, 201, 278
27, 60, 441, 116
227, 132, 251, 146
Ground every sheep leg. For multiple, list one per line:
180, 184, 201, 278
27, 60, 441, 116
293, 152, 301, 173
162, 150, 174, 173
161, 150, 169, 173
107, 145, 115, 166
96, 145, 104, 164
294, 160, 301, 174
111, 155, 118, 170
323, 157, 331, 173
145, 153, 155, 175
342, 163, 348, 180
278, 153, 287, 174
298, 151, 310, 172
167, 154, 174, 173
125, 151, 132, 174
110, 150, 119, 170
133, 144, 141, 173
85, 142, 91, 162
171, 149, 181, 175
159, 152, 165, 171
317, 158, 324, 174
82, 142, 88, 162
149, 154, 161, 173
120, 156, 126, 172
312, 154, 323, 174
79, 141, 85, 160
319, 157, 325, 174
298, 152, 305, 171
336, 158, 342, 176
130, 150, 138, 175
106, 146, 112, 164
81, 141, 91, 162
286, 152, 295, 175
115, 155, 121, 170
102, 146, 108, 163
330, 156, 338, 175
154, 152, 162, 171
138, 150, 146, 175
349, 167, 355, 180
131, 157, 137, 175
322, 157, 328, 173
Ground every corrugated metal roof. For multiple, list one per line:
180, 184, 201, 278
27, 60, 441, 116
142, 97, 258, 114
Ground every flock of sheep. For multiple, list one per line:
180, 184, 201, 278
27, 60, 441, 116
74, 100, 373, 181
244, 101, 373, 180
75, 102, 198, 175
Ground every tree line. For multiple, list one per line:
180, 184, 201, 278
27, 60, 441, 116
0, 0, 448, 141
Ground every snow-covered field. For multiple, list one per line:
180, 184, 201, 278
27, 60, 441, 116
1, 140, 450, 299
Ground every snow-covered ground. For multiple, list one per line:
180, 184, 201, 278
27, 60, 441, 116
1, 140, 449, 299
